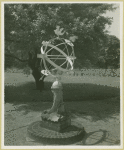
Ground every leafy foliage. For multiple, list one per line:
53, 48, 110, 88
5, 3, 119, 69
96, 35, 120, 68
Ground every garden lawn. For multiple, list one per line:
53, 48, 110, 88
4, 72, 120, 146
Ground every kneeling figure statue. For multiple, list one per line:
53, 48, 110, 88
41, 78, 71, 132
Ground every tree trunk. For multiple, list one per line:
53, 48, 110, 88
28, 51, 46, 91
5, 51, 46, 91
32, 68, 46, 91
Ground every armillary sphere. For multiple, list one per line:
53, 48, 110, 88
37, 37, 76, 76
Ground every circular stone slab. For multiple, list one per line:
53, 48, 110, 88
27, 121, 85, 145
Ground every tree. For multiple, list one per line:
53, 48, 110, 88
96, 35, 120, 68
105, 35, 120, 68
4, 3, 118, 89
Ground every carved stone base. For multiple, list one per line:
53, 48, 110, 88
41, 112, 71, 132
41, 117, 71, 132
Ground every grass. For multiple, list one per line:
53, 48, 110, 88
4, 72, 120, 121
5, 81, 120, 103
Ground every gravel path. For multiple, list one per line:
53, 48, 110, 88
4, 98, 120, 146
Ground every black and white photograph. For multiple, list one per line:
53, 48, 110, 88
2, 1, 123, 148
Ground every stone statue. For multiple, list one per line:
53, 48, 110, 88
41, 77, 68, 124
49, 79, 65, 114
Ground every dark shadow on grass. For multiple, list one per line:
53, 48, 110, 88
79, 129, 120, 145
5, 81, 120, 103
80, 129, 107, 145
5, 81, 120, 121
5, 81, 52, 104
63, 83, 120, 101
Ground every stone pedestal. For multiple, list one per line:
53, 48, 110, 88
41, 112, 71, 132
48, 79, 65, 114
40, 79, 70, 132
27, 79, 85, 145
